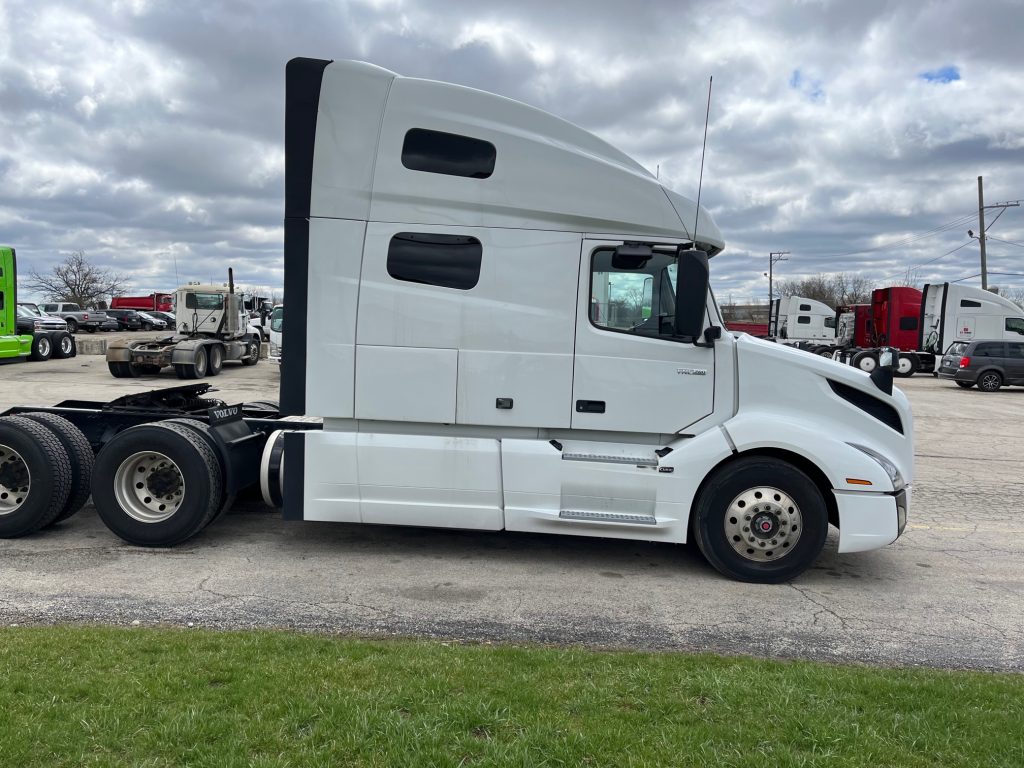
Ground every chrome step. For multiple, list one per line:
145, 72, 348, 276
559, 510, 657, 525
561, 452, 658, 467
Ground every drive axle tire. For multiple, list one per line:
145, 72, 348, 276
51, 332, 76, 359
91, 421, 223, 547
109, 361, 141, 378
693, 456, 828, 583
29, 334, 53, 362
163, 418, 235, 526
208, 344, 224, 376
0, 416, 73, 538
21, 412, 95, 524
894, 353, 916, 378
851, 350, 878, 373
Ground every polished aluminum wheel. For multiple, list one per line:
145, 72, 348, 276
0, 443, 31, 516
723, 486, 803, 562
113, 451, 186, 523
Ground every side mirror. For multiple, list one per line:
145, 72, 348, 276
870, 347, 896, 395
674, 249, 710, 341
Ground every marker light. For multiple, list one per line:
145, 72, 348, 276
846, 478, 873, 486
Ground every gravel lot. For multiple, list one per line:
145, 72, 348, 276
1, 355, 1021, 671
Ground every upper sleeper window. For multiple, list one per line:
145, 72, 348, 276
960, 299, 981, 308
387, 233, 482, 291
402, 129, 496, 179
799, 303, 811, 312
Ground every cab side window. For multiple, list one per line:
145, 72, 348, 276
590, 247, 680, 339
1005, 317, 1024, 335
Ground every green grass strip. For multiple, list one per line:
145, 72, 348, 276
0, 626, 1020, 767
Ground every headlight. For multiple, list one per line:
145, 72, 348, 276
848, 443, 905, 490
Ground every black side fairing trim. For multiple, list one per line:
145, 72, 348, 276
282, 57, 330, 416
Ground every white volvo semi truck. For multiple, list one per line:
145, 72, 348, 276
0, 58, 912, 583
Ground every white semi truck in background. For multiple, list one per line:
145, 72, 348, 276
768, 296, 836, 344
0, 58, 912, 583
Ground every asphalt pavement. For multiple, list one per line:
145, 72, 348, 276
1, 356, 1021, 671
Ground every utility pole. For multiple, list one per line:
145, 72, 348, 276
971, 177, 1021, 292
768, 251, 789, 306
977, 176, 988, 291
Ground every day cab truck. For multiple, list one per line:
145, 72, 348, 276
1, 248, 76, 362
105, 278, 262, 379
0, 59, 913, 583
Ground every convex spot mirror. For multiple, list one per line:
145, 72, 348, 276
675, 248, 710, 341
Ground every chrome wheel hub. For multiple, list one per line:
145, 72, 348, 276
0, 443, 31, 516
723, 486, 802, 562
114, 451, 185, 523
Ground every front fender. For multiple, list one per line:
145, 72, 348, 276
722, 411, 894, 492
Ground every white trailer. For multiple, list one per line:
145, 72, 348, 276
0, 59, 913, 583
919, 283, 1024, 367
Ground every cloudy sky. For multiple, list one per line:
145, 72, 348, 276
3, 0, 1023, 304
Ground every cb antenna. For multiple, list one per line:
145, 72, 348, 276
692, 75, 713, 249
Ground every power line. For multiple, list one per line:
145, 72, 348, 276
986, 235, 1024, 249
878, 239, 975, 280
811, 212, 976, 259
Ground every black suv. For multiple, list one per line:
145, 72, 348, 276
104, 309, 144, 331
937, 340, 1024, 392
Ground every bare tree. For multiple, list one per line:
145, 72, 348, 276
25, 251, 128, 307
776, 272, 874, 308
1005, 287, 1024, 310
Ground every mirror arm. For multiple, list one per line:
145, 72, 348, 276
692, 325, 722, 348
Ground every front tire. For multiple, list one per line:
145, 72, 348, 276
241, 338, 260, 366
91, 421, 223, 546
694, 457, 829, 583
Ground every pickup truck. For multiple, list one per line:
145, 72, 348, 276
37, 302, 108, 334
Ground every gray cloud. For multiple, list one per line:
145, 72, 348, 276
2, 0, 1023, 305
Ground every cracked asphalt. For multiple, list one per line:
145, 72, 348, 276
1, 357, 1022, 670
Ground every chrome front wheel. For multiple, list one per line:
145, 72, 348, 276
723, 486, 803, 562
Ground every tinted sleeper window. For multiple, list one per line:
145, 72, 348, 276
387, 233, 482, 290
402, 129, 496, 179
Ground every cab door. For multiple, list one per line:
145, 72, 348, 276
571, 240, 715, 434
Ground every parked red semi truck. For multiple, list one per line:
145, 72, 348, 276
110, 293, 174, 312
831, 284, 1024, 376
